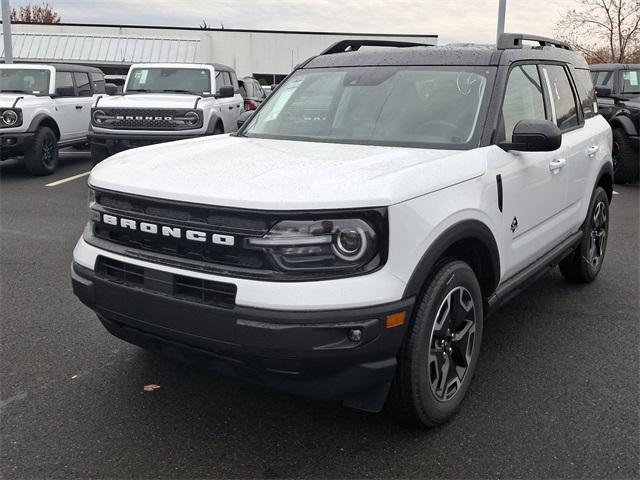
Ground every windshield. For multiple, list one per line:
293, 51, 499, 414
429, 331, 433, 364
0, 68, 50, 95
242, 66, 495, 149
621, 69, 640, 94
126, 68, 211, 94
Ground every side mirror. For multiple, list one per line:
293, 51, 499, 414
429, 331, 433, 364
237, 110, 254, 129
595, 86, 611, 97
52, 86, 75, 97
218, 85, 235, 98
105, 83, 118, 95
499, 119, 562, 152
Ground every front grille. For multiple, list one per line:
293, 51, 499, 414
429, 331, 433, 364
99, 108, 201, 130
96, 257, 237, 308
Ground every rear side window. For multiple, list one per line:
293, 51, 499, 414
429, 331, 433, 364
73, 72, 92, 97
90, 72, 106, 94
543, 65, 579, 131
574, 68, 596, 119
55, 71, 75, 97
501, 64, 546, 142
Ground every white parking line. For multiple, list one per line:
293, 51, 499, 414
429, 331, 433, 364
613, 190, 619, 195
45, 171, 90, 187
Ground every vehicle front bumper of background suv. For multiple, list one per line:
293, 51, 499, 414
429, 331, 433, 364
88, 130, 203, 153
0, 132, 35, 158
71, 259, 414, 411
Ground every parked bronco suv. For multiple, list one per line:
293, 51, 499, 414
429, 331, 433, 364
591, 63, 640, 183
72, 34, 613, 427
88, 63, 243, 166
1, 63, 106, 175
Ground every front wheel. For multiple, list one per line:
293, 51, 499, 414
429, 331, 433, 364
387, 260, 483, 427
559, 186, 609, 283
23, 127, 59, 176
612, 128, 639, 184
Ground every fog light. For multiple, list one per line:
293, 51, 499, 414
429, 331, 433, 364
5, 137, 16, 145
347, 328, 362, 342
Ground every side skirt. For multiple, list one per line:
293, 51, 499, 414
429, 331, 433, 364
485, 230, 583, 316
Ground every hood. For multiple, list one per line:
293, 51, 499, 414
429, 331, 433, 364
90, 135, 487, 210
97, 93, 201, 109
0, 93, 37, 108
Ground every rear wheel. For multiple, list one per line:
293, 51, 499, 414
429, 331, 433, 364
90, 143, 110, 167
559, 186, 609, 283
388, 260, 483, 427
612, 128, 639, 184
24, 127, 58, 176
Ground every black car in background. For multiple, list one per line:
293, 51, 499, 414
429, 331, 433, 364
591, 64, 640, 183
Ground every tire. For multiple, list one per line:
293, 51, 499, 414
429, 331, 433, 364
612, 128, 639, 184
387, 260, 483, 427
213, 122, 224, 135
559, 186, 610, 283
23, 127, 59, 176
90, 143, 110, 167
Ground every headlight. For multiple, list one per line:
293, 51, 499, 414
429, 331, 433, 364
248, 218, 381, 273
174, 111, 201, 127
92, 109, 108, 124
1, 109, 21, 127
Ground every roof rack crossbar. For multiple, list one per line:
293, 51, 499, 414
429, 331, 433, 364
320, 39, 433, 55
498, 33, 572, 51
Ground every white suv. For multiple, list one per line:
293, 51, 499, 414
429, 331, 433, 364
88, 63, 243, 166
1, 63, 105, 175
72, 34, 613, 427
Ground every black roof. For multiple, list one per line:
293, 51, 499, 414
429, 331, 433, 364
303, 33, 589, 70
590, 63, 640, 70
9, 62, 104, 73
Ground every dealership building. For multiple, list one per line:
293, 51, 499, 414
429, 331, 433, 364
1, 22, 437, 83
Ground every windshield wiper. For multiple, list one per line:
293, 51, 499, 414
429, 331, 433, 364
162, 89, 198, 94
125, 88, 151, 93
0, 89, 29, 93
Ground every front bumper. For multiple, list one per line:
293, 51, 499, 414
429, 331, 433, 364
71, 261, 414, 411
88, 130, 203, 153
0, 132, 35, 158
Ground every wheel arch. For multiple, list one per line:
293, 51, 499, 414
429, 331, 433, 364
205, 112, 224, 134
610, 115, 638, 137
403, 220, 501, 301
27, 113, 61, 140
595, 160, 614, 203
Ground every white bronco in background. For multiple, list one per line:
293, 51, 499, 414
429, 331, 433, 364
88, 63, 243, 165
0, 64, 105, 175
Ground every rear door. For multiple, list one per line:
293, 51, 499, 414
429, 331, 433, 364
498, 63, 570, 277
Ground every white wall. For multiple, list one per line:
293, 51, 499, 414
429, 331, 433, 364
8, 23, 437, 77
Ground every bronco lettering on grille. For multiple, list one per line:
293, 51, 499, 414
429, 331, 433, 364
102, 213, 235, 246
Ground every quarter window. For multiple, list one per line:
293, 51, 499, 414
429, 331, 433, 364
73, 72, 92, 97
501, 64, 546, 142
543, 65, 579, 131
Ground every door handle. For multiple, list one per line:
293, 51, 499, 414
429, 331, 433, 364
228, 106, 234, 110
587, 145, 599, 157
549, 158, 566, 172
75, 105, 83, 110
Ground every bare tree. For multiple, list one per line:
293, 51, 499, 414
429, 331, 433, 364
556, 0, 640, 63
10, 2, 61, 23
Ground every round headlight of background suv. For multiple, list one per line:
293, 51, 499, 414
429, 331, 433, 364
92, 109, 107, 124
1, 109, 18, 126
183, 111, 200, 126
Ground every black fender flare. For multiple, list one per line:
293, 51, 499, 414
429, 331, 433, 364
403, 219, 501, 299
205, 113, 224, 134
610, 115, 638, 137
27, 113, 61, 139
594, 160, 614, 203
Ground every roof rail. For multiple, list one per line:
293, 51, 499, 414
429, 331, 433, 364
320, 39, 433, 55
498, 33, 572, 51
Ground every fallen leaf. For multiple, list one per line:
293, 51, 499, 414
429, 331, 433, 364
143, 384, 161, 392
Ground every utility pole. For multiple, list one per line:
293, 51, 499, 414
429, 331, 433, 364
1, 0, 13, 63
496, 0, 507, 42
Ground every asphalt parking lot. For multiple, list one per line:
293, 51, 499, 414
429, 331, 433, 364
1, 150, 638, 479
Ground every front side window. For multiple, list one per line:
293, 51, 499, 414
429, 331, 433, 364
0, 68, 50, 95
621, 69, 640, 94
74, 72, 92, 97
574, 68, 597, 118
215, 71, 233, 93
55, 71, 75, 97
501, 64, 546, 142
593, 70, 615, 89
543, 65, 579, 131
126, 68, 211, 94
243, 66, 494, 149
90, 72, 106, 94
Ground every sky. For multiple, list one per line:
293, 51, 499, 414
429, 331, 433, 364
7, 0, 580, 45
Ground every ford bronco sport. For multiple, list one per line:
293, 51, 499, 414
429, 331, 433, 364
1, 63, 105, 175
88, 63, 243, 166
591, 63, 640, 183
72, 34, 613, 427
